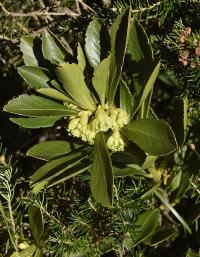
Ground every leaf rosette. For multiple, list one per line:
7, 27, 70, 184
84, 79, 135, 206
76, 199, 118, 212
3, 8, 186, 207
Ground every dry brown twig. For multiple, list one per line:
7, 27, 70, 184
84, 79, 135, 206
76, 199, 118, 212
0, 2, 79, 18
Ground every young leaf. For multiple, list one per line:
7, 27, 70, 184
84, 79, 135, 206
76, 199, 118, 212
92, 56, 110, 106
171, 97, 187, 146
121, 119, 177, 156
120, 79, 133, 116
18, 66, 50, 89
85, 19, 102, 68
155, 191, 192, 234
42, 29, 67, 64
90, 132, 113, 207
56, 63, 96, 111
4, 94, 77, 117
132, 62, 160, 116
10, 116, 62, 129
77, 42, 86, 71
132, 209, 160, 247
108, 7, 131, 105
20, 36, 38, 66
28, 205, 44, 246
27, 141, 71, 161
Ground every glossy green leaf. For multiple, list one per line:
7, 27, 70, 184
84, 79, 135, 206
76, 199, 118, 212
18, 66, 50, 89
171, 97, 187, 146
37, 88, 76, 104
122, 119, 177, 156
30, 151, 86, 184
132, 209, 160, 246
92, 56, 110, 105
155, 191, 192, 234
10, 116, 61, 129
132, 62, 160, 116
128, 20, 153, 76
108, 7, 131, 105
27, 140, 71, 161
90, 132, 113, 207
120, 79, 133, 116
77, 42, 86, 71
186, 249, 200, 257
56, 63, 96, 111
149, 225, 177, 246
28, 205, 44, 245
85, 19, 102, 68
20, 36, 38, 66
42, 29, 67, 64
48, 159, 91, 187
4, 94, 77, 117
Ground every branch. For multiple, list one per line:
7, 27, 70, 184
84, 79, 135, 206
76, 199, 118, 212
0, 2, 79, 18
132, 1, 161, 13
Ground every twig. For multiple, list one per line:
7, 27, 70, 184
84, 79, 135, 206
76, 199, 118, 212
76, 0, 95, 13
0, 35, 19, 44
132, 1, 161, 13
0, 2, 79, 18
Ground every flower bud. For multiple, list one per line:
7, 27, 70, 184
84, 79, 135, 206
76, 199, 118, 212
107, 129, 125, 151
68, 118, 80, 130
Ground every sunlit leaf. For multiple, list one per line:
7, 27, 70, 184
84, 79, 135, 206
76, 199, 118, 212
18, 66, 50, 89
92, 56, 110, 105
10, 116, 61, 129
56, 63, 96, 111
20, 36, 39, 66
42, 29, 67, 64
77, 42, 86, 71
27, 141, 71, 161
37, 88, 77, 104
85, 19, 102, 68
120, 79, 133, 116
122, 119, 177, 156
4, 94, 77, 117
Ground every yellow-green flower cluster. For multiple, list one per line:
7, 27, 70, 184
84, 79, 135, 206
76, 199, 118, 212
67, 105, 129, 151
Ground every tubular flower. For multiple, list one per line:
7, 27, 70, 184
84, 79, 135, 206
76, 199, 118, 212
109, 108, 129, 128
67, 105, 129, 150
107, 129, 126, 152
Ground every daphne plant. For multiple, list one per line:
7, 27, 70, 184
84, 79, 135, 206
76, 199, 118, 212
3, 7, 187, 207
